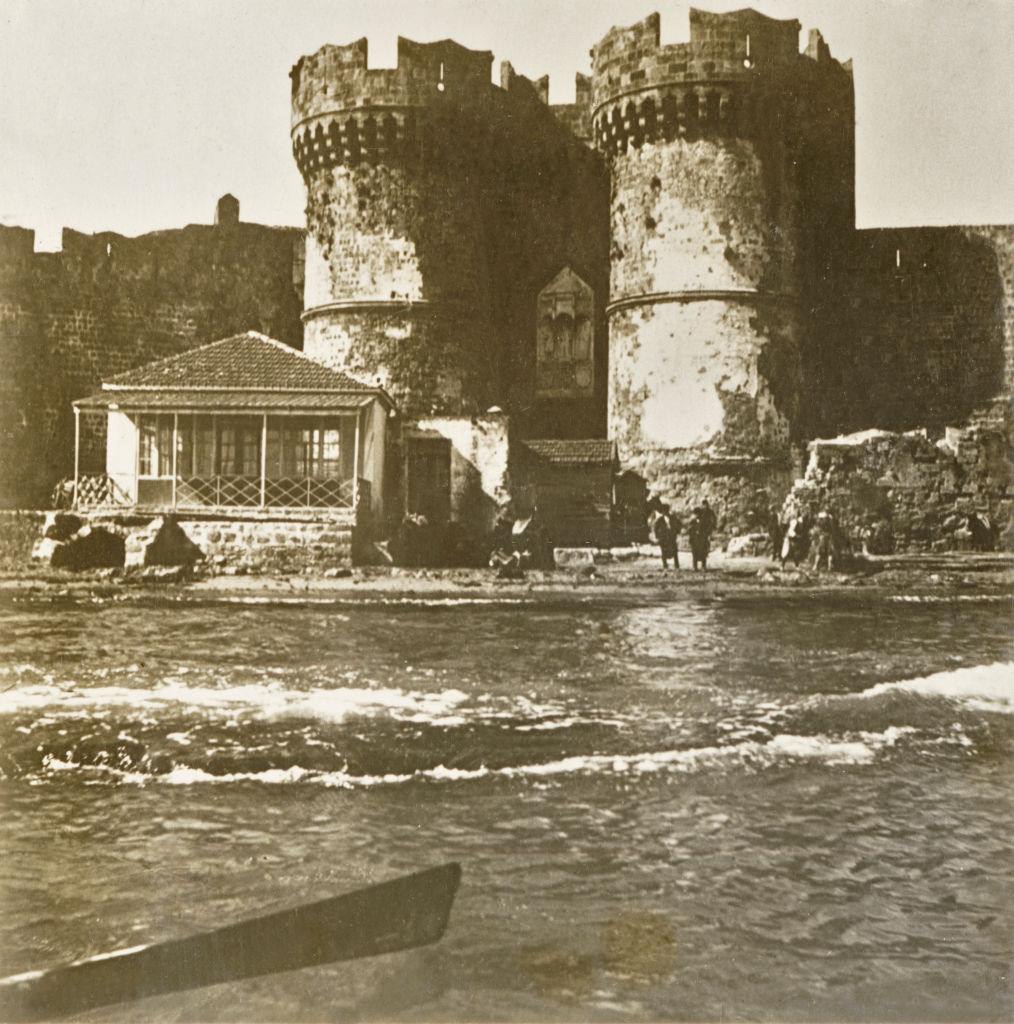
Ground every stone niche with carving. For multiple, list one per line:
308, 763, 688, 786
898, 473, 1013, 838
536, 267, 595, 399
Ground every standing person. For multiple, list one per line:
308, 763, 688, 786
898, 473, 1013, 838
669, 505, 683, 568
653, 506, 678, 570
688, 508, 711, 570
698, 498, 717, 538
810, 510, 836, 571
645, 493, 665, 537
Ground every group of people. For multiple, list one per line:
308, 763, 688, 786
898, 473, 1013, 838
778, 508, 848, 571
488, 505, 555, 574
648, 497, 717, 571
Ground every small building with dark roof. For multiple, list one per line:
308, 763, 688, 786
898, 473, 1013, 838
518, 439, 618, 548
72, 332, 393, 521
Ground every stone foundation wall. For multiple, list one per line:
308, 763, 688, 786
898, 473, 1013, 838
824, 227, 1014, 436
84, 512, 357, 573
180, 516, 355, 571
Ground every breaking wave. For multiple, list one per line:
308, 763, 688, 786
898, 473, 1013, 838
857, 662, 1014, 715
2, 659, 1008, 788
0, 681, 473, 725
31, 726, 918, 788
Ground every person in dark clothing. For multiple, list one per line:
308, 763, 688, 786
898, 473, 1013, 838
780, 515, 809, 567
698, 498, 717, 535
512, 505, 554, 570
687, 509, 711, 570
810, 510, 838, 571
653, 507, 679, 570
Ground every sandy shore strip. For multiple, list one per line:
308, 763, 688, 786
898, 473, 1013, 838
1, 551, 1012, 604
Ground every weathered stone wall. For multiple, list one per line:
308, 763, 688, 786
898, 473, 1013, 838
605, 137, 801, 461
407, 412, 511, 538
176, 515, 355, 571
640, 459, 794, 545
817, 226, 1013, 436
495, 67, 610, 441
292, 37, 610, 436
0, 219, 304, 508
99, 511, 356, 572
300, 158, 495, 416
0, 510, 46, 571
590, 7, 853, 530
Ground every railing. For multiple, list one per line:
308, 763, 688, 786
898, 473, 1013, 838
73, 474, 133, 510
177, 476, 357, 510
72, 474, 367, 512
177, 475, 261, 508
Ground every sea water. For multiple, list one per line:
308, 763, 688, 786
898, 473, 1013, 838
0, 590, 1010, 1021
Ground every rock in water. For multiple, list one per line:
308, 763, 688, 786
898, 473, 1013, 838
31, 536, 66, 564
125, 516, 204, 568
144, 517, 203, 567
42, 511, 84, 541
51, 526, 125, 570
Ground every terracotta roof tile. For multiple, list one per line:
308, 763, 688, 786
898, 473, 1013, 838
103, 332, 375, 392
522, 439, 616, 464
75, 390, 374, 411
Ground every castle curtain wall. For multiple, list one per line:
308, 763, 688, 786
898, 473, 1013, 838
0, 221, 304, 508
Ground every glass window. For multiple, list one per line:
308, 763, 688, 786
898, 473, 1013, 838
195, 416, 215, 476
265, 426, 282, 478
239, 423, 260, 477
138, 415, 156, 476
218, 418, 261, 477
157, 418, 174, 477
219, 424, 238, 476
177, 417, 192, 477
262, 417, 351, 480
137, 414, 175, 478
318, 428, 341, 479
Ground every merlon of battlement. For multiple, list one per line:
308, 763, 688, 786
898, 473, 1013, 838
590, 7, 853, 73
500, 62, 549, 104
291, 35, 494, 123
590, 6, 850, 119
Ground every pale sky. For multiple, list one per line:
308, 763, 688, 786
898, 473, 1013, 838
2, 0, 1011, 249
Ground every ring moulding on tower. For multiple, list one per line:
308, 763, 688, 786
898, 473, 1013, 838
591, 7, 850, 512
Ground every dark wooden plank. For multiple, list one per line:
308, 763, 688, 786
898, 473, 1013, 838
0, 862, 461, 1022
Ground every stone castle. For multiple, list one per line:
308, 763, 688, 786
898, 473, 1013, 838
3, 7, 1011, 550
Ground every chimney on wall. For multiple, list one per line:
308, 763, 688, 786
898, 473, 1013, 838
215, 193, 240, 226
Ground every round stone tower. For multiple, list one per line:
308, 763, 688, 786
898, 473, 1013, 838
290, 37, 497, 418
591, 8, 815, 521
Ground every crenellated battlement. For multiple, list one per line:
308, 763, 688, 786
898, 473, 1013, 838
291, 36, 494, 127
589, 7, 851, 154
290, 37, 504, 179
290, 36, 602, 178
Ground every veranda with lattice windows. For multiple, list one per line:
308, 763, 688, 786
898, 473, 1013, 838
71, 332, 393, 519
73, 410, 369, 512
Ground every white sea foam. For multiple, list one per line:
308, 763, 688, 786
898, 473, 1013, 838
0, 680, 630, 737
40, 726, 908, 788
162, 764, 312, 785
0, 681, 472, 726
858, 662, 1014, 714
